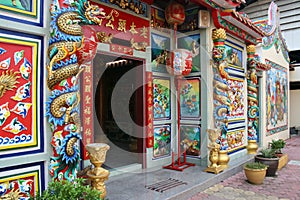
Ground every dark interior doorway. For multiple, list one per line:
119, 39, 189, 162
93, 53, 144, 169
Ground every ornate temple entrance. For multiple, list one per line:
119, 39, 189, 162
93, 53, 144, 170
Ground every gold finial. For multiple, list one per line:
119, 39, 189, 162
212, 28, 227, 42
246, 45, 256, 54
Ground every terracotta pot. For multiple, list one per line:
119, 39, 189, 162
255, 155, 279, 176
244, 166, 267, 184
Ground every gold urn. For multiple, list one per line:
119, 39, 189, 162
85, 143, 110, 199
218, 150, 230, 168
247, 140, 258, 154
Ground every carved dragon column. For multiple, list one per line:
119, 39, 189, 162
246, 45, 259, 154
46, 0, 105, 181
207, 28, 230, 173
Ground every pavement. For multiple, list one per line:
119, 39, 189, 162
189, 134, 300, 200
105, 134, 300, 200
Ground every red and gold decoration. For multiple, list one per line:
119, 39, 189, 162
246, 45, 259, 154
81, 63, 94, 160
146, 72, 154, 148
212, 9, 266, 44
210, 28, 230, 170
0, 162, 43, 200
0, 33, 39, 155
88, 2, 150, 52
165, 2, 186, 31
47, 0, 107, 181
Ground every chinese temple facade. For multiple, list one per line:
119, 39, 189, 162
0, 0, 290, 198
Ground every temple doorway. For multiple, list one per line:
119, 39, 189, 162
93, 53, 144, 170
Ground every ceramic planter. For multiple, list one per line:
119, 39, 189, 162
255, 155, 279, 176
278, 154, 288, 170
244, 166, 267, 184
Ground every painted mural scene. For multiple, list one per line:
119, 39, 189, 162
1, 0, 300, 199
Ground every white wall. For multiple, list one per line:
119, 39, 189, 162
290, 68, 300, 82
259, 41, 290, 147
290, 90, 300, 127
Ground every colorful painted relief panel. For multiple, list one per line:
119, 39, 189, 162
153, 125, 171, 158
0, 0, 42, 26
0, 162, 45, 199
224, 41, 243, 69
0, 30, 43, 158
180, 125, 201, 158
153, 77, 171, 120
227, 79, 245, 119
179, 77, 200, 119
226, 129, 246, 152
177, 34, 200, 72
151, 33, 170, 73
266, 60, 288, 135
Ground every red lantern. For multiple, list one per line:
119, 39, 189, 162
165, 2, 185, 28
166, 49, 192, 76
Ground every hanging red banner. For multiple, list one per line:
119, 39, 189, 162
81, 63, 94, 160
145, 72, 154, 148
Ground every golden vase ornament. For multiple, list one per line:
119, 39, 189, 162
205, 129, 225, 174
86, 143, 110, 199
218, 150, 230, 168
247, 140, 258, 154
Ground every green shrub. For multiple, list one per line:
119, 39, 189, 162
30, 178, 102, 200
258, 148, 277, 158
245, 162, 268, 169
270, 139, 286, 154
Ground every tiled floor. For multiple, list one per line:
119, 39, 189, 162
105, 135, 300, 200
189, 135, 300, 200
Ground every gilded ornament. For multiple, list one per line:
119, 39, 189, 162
212, 28, 227, 42
117, 19, 127, 32
0, 70, 20, 98
247, 140, 258, 154
86, 143, 110, 199
140, 26, 148, 38
130, 38, 147, 51
205, 129, 225, 174
84, 1, 107, 25
105, 9, 119, 30
246, 45, 256, 54
96, 32, 113, 43
129, 22, 138, 34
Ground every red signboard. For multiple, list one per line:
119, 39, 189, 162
145, 72, 154, 148
89, 1, 150, 48
81, 63, 94, 160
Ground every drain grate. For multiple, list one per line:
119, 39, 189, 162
145, 178, 187, 193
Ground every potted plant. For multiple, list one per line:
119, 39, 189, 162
255, 148, 279, 176
270, 139, 288, 170
244, 162, 268, 184
30, 178, 102, 200
270, 139, 286, 156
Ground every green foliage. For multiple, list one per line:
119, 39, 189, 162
259, 148, 277, 158
30, 178, 102, 200
270, 139, 286, 153
245, 162, 268, 169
